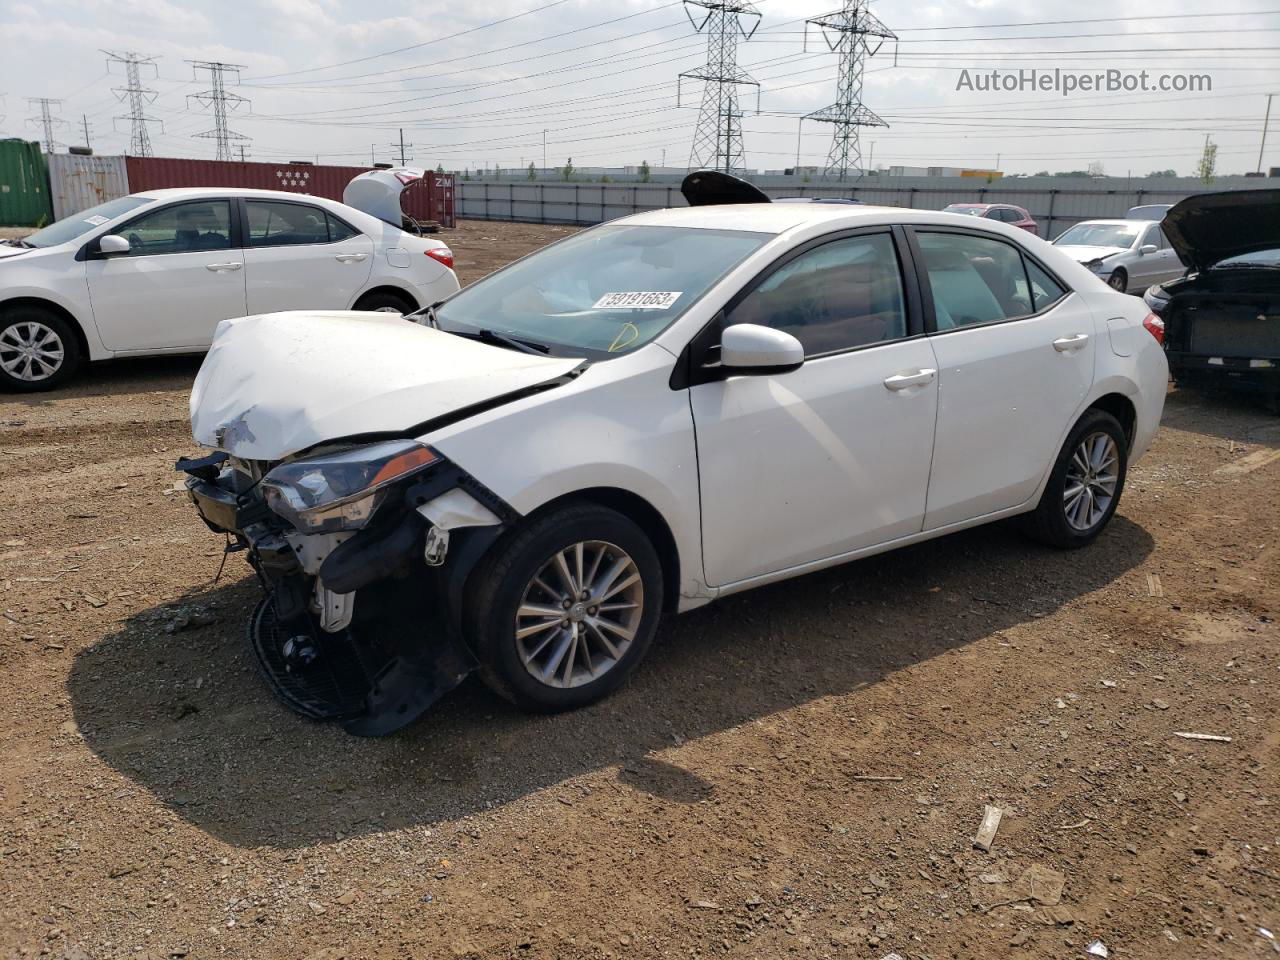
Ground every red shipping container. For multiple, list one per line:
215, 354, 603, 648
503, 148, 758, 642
124, 157, 454, 228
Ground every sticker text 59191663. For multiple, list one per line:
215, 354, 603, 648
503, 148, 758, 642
592, 291, 682, 310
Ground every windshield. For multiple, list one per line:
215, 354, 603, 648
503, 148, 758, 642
23, 196, 153, 248
1213, 248, 1280, 269
945, 205, 987, 216
433, 224, 771, 357
1055, 223, 1139, 248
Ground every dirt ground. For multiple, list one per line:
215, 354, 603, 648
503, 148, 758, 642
1, 219, 1277, 960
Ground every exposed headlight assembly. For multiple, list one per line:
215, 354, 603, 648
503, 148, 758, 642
262, 440, 439, 534
1085, 259, 1105, 273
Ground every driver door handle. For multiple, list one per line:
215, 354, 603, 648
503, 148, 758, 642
205, 262, 242, 272
883, 368, 937, 391
334, 253, 368, 263
1053, 333, 1090, 352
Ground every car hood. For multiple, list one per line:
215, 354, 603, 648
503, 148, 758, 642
190, 311, 584, 461
0, 243, 35, 260
1164, 189, 1280, 272
1053, 244, 1129, 263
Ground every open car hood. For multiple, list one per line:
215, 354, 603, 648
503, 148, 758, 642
1163, 189, 1280, 272
342, 167, 424, 226
681, 170, 771, 207
190, 312, 583, 461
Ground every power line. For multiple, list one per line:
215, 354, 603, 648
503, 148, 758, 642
802, 0, 895, 180
187, 61, 251, 161
25, 98, 66, 154
244, 0, 577, 81
104, 50, 162, 157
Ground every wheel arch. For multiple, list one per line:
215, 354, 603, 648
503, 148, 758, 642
525, 487, 683, 614
351, 284, 419, 312
1086, 391, 1138, 451
0, 296, 92, 361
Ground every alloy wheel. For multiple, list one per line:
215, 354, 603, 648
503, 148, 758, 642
0, 321, 64, 382
514, 540, 644, 689
1063, 431, 1120, 531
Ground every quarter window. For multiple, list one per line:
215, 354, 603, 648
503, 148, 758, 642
726, 233, 908, 356
916, 231, 1066, 330
246, 200, 335, 247
116, 200, 232, 255
327, 213, 360, 242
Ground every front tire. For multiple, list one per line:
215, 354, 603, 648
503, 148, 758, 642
467, 503, 664, 713
0, 307, 80, 392
1021, 409, 1128, 549
1107, 269, 1128, 293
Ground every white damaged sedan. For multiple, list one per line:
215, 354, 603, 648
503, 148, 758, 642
180, 172, 1168, 735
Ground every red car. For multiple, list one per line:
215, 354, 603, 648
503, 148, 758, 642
942, 203, 1039, 236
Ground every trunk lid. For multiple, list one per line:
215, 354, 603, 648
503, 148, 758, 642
1163, 189, 1280, 272
190, 312, 583, 460
341, 167, 424, 227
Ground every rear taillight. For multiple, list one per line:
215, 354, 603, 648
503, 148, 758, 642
1143, 312, 1165, 345
425, 247, 454, 270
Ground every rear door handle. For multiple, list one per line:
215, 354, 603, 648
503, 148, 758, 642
1053, 333, 1090, 352
205, 262, 242, 272
883, 368, 937, 391
334, 253, 368, 263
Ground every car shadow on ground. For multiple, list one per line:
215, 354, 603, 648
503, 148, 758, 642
67, 516, 1154, 849
1162, 386, 1280, 447
1, 355, 202, 407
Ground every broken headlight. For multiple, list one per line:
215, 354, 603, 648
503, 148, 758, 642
262, 440, 439, 534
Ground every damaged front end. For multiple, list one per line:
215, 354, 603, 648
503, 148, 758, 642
179, 442, 515, 735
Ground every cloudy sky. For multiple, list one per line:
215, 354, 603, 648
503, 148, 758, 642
1, 0, 1277, 176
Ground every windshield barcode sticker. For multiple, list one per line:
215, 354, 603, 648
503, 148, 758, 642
592, 291, 682, 310
83, 215, 109, 225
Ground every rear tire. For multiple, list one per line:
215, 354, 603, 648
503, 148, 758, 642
1021, 409, 1128, 549
466, 503, 664, 713
353, 290, 416, 315
0, 307, 80, 392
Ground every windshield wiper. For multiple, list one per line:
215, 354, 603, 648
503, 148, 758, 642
474, 329, 550, 355
440, 326, 549, 355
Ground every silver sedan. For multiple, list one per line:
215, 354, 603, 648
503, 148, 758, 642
1052, 219, 1186, 295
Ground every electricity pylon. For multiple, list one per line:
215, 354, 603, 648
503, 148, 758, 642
679, 1, 761, 173
26, 98, 67, 154
187, 61, 251, 161
104, 51, 163, 157
803, 0, 896, 180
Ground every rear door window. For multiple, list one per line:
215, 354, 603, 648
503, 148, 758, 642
246, 200, 334, 247
915, 231, 1067, 329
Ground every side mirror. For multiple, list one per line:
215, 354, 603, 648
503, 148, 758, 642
99, 234, 131, 256
1139, 244, 1158, 256
720, 323, 804, 373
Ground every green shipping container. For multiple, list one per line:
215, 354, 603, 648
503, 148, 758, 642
0, 139, 54, 227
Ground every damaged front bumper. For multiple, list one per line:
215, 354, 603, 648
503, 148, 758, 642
180, 450, 515, 735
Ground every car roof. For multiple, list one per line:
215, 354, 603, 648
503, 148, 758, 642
619, 202, 1039, 236
131, 187, 344, 205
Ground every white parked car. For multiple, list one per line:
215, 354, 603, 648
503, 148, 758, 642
1052, 218, 1185, 294
0, 176, 458, 391
180, 172, 1167, 735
